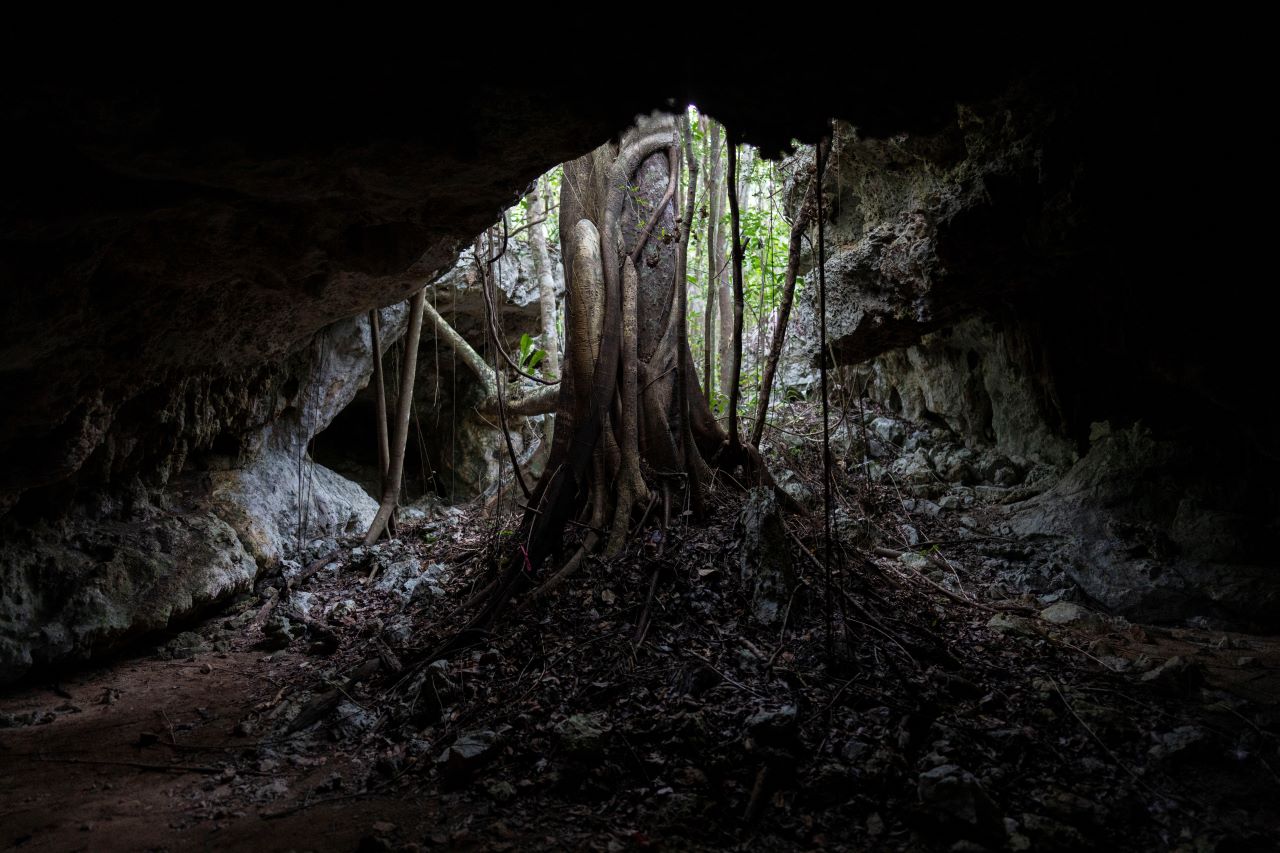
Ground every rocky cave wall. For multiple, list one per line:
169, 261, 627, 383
0, 56, 1271, 680
785, 73, 1279, 627
0, 303, 406, 680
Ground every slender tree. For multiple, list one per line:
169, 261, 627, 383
368, 310, 391, 491
701, 117, 723, 401
364, 287, 427, 545
714, 128, 734, 402
726, 130, 746, 449
527, 176, 561, 381
750, 140, 830, 448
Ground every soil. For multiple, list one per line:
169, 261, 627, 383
4, 407, 1279, 852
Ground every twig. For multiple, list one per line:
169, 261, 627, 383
688, 649, 763, 698
161, 709, 177, 746
871, 546, 1031, 615
743, 764, 769, 822
1048, 676, 1191, 806
633, 563, 663, 646
291, 548, 342, 589
27, 757, 221, 774
764, 583, 802, 671
261, 789, 381, 820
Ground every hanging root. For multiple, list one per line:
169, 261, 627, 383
607, 256, 650, 554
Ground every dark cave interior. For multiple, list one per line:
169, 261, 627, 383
1, 47, 1277, 851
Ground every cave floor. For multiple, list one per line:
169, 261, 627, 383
4, 477, 1280, 850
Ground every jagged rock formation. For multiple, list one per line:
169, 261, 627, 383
1010, 422, 1277, 627
786, 75, 1278, 627
0, 305, 405, 679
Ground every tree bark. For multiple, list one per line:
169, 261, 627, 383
702, 117, 722, 401
364, 287, 427, 545
527, 177, 561, 380
368, 309, 391, 492
726, 130, 746, 448
454, 114, 784, 641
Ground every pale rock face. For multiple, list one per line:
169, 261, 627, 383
0, 305, 403, 681
0, 509, 256, 682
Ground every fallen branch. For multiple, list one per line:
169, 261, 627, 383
289, 548, 342, 591
27, 757, 221, 774
871, 546, 1034, 616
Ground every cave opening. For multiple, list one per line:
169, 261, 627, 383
2, 59, 1277, 851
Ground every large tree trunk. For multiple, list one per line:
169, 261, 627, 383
426, 113, 797, 653
469, 114, 771, 627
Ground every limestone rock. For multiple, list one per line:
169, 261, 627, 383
1138, 656, 1204, 696
553, 713, 611, 760
486, 780, 517, 803
374, 559, 422, 600
745, 705, 799, 749
986, 613, 1039, 638
917, 764, 1001, 836
1148, 725, 1209, 763
209, 451, 375, 569
0, 510, 256, 682
437, 730, 500, 782
774, 469, 817, 510
899, 551, 933, 572
1038, 602, 1105, 632
1010, 423, 1279, 629
737, 488, 794, 626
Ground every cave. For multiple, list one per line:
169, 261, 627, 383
2, 49, 1276, 850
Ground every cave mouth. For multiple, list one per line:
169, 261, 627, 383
311, 392, 437, 505
3, 64, 1278, 850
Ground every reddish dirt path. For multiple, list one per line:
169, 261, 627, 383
5, 504, 1280, 853
0, 650, 434, 852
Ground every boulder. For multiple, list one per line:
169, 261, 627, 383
1011, 423, 1279, 629
737, 488, 795, 626
918, 764, 1002, 837
1038, 602, 1105, 632
553, 713, 611, 760
437, 730, 500, 782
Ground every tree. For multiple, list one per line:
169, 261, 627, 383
453, 113, 779, 635
701, 117, 727, 403
526, 175, 561, 382
364, 287, 427, 545
751, 139, 829, 447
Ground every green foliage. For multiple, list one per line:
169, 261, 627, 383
519, 332, 547, 373
681, 105, 798, 421
508, 165, 565, 245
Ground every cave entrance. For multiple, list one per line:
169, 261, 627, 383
310, 230, 563, 508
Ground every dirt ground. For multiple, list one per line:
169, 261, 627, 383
5, 412, 1280, 851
